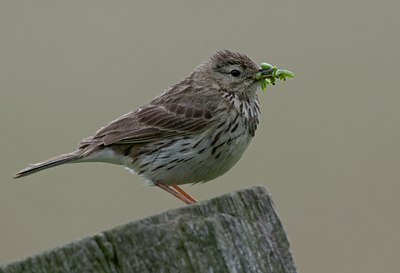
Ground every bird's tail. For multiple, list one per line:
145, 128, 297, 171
14, 151, 80, 179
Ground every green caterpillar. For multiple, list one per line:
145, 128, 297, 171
257, 62, 294, 91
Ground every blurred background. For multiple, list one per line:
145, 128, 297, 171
1, 1, 399, 272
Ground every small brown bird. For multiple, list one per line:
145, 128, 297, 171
15, 50, 281, 204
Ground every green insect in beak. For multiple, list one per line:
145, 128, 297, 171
256, 62, 294, 91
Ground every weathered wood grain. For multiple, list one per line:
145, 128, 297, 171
0, 186, 297, 273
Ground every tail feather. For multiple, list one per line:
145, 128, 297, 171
14, 151, 80, 179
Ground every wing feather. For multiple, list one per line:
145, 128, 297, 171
79, 103, 219, 148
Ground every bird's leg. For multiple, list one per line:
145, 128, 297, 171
172, 185, 197, 203
155, 183, 194, 205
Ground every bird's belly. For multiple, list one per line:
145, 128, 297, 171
129, 130, 253, 186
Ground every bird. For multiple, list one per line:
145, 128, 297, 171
14, 49, 281, 204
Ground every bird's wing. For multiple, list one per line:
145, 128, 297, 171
79, 103, 219, 148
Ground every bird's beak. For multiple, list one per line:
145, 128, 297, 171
254, 68, 275, 80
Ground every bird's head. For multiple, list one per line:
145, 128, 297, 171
194, 50, 275, 96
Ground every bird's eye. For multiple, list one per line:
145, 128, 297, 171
230, 69, 241, 77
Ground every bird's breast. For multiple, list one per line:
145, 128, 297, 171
128, 108, 258, 186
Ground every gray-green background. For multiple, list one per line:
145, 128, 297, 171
1, 1, 399, 272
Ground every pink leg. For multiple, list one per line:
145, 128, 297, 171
172, 185, 197, 203
155, 183, 195, 205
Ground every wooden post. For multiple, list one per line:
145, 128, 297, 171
0, 186, 297, 273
